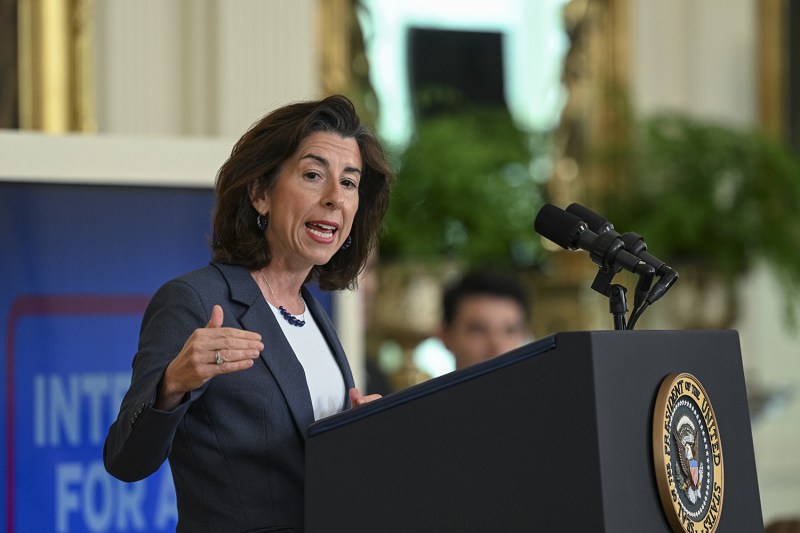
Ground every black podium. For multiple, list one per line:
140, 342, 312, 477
305, 330, 763, 532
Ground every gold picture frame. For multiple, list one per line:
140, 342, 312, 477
17, 0, 95, 132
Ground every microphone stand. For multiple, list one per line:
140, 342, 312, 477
590, 266, 655, 331
591, 269, 629, 330
609, 285, 628, 330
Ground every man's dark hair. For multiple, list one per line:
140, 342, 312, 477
442, 269, 530, 326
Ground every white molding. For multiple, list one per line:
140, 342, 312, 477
0, 131, 232, 187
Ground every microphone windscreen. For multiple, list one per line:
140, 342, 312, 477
534, 204, 584, 249
566, 203, 610, 233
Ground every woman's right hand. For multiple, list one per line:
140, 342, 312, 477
155, 304, 263, 411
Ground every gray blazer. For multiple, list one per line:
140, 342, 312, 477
104, 262, 355, 533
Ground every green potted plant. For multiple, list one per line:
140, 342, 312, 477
597, 114, 800, 327
379, 103, 549, 268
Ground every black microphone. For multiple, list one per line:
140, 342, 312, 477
565, 203, 678, 303
618, 231, 678, 302
534, 204, 655, 277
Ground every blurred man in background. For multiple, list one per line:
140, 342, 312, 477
439, 269, 531, 369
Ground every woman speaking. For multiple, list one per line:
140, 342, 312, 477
104, 95, 394, 532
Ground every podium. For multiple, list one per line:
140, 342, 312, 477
305, 331, 763, 532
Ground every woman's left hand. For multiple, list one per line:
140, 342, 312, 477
349, 387, 381, 408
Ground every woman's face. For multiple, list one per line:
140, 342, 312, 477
252, 131, 362, 271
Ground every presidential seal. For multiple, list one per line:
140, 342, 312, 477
653, 373, 724, 533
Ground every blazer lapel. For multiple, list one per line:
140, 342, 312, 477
213, 263, 316, 437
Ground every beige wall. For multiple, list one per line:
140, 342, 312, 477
632, 0, 757, 125
93, 0, 320, 138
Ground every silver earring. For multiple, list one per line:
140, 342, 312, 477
256, 214, 268, 231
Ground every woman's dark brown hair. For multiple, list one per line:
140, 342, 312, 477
211, 95, 394, 290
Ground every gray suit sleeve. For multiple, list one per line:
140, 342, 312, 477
103, 279, 210, 482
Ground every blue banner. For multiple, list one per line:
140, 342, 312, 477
0, 182, 332, 532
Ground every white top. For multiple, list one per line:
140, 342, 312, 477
268, 300, 346, 420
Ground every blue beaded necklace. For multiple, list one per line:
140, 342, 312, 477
260, 270, 306, 327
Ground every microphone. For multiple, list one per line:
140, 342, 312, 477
565, 203, 678, 303
534, 204, 655, 278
